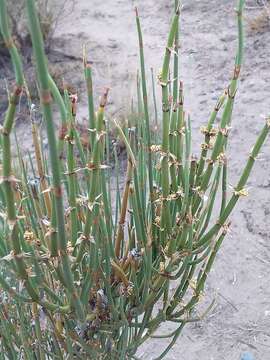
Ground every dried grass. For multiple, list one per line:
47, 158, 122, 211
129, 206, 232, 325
247, 1, 270, 32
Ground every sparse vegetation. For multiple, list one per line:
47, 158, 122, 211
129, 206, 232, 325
0, 0, 74, 48
247, 0, 270, 32
0, 0, 269, 359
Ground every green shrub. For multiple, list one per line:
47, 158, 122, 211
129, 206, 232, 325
0, 0, 269, 359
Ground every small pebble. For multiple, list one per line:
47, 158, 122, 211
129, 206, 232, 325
241, 352, 254, 360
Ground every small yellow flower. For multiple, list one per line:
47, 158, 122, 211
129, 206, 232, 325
24, 231, 35, 243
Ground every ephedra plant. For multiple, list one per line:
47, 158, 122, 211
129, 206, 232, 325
0, 0, 269, 358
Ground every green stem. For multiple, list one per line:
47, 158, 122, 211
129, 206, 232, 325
26, 0, 84, 321
135, 8, 154, 224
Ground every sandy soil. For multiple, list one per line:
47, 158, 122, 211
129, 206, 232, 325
1, 0, 270, 359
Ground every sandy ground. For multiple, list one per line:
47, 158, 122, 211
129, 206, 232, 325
1, 0, 270, 359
